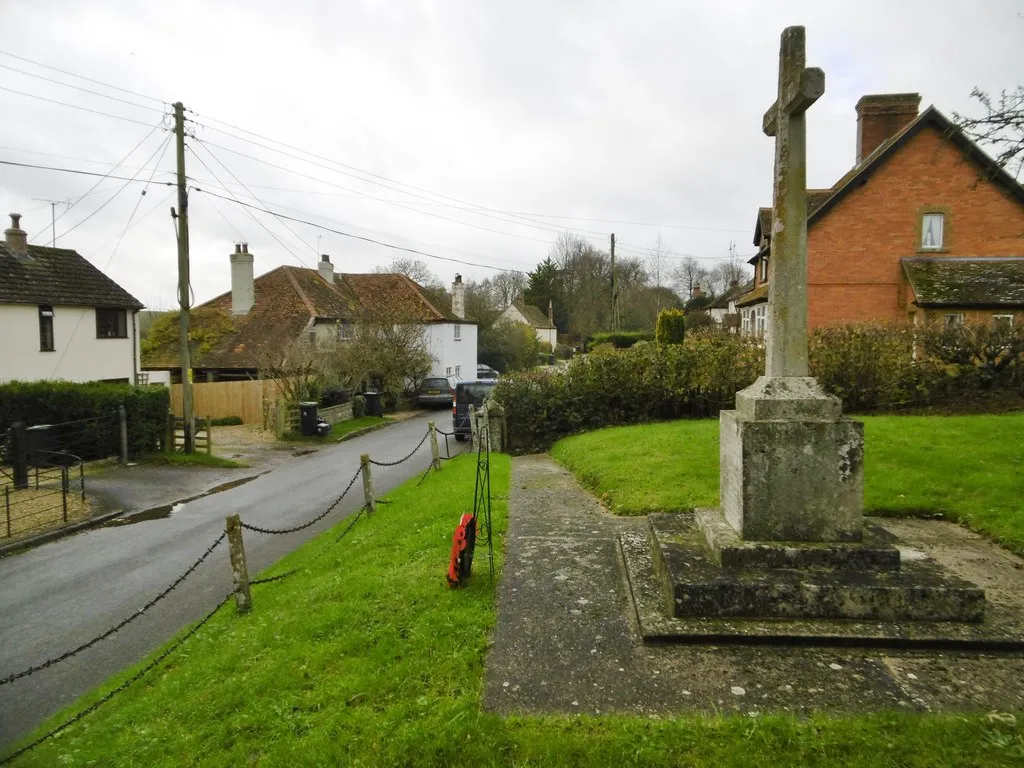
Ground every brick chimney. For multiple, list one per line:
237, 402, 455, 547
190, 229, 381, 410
4, 213, 29, 258
230, 242, 254, 315
856, 93, 921, 165
318, 253, 334, 284
451, 273, 465, 319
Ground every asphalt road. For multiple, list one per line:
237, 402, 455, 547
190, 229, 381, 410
0, 412, 459, 748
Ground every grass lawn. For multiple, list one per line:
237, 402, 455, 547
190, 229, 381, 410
6, 454, 1023, 766
283, 415, 388, 443
552, 412, 1024, 555
136, 452, 248, 469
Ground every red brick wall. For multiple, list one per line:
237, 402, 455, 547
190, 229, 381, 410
807, 122, 1024, 329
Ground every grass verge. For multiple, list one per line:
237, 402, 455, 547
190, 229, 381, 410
137, 452, 249, 469
551, 412, 1024, 555
282, 415, 388, 443
6, 454, 1023, 766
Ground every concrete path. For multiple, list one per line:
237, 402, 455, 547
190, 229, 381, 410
0, 411, 460, 747
484, 455, 1024, 717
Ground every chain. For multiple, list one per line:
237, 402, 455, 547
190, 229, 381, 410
334, 505, 365, 543
250, 569, 297, 586
241, 465, 362, 535
0, 532, 226, 687
0, 593, 231, 766
368, 430, 430, 467
434, 428, 456, 437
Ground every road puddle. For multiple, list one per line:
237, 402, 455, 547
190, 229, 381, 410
105, 475, 261, 526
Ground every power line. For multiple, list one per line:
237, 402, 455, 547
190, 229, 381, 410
187, 144, 316, 270
0, 158, 173, 187
0, 85, 163, 128
194, 188, 530, 274
0, 62, 166, 114
487, 211, 750, 234
0, 48, 167, 105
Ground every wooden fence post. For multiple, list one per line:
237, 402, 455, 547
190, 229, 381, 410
10, 422, 28, 489
205, 416, 213, 455
225, 514, 252, 614
360, 453, 376, 515
118, 406, 128, 464
165, 411, 174, 453
428, 421, 441, 470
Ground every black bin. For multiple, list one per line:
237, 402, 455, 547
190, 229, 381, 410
363, 390, 383, 417
25, 424, 56, 467
299, 402, 319, 436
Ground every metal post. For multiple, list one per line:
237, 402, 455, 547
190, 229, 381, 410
61, 466, 68, 523
118, 405, 128, 464
468, 404, 478, 452
225, 514, 252, 614
360, 454, 376, 515
80, 462, 85, 502
10, 423, 28, 490
5, 486, 10, 537
428, 421, 441, 470
165, 411, 174, 453
205, 416, 213, 455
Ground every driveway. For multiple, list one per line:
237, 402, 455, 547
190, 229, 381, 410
0, 411, 460, 747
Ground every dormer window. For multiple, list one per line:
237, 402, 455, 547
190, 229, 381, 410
921, 213, 944, 250
759, 256, 769, 284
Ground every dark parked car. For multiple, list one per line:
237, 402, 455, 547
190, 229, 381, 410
416, 377, 455, 408
452, 380, 497, 441
476, 364, 499, 379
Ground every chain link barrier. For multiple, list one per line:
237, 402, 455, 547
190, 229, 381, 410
0, 593, 232, 766
240, 465, 362, 536
367, 430, 430, 467
0, 532, 227, 687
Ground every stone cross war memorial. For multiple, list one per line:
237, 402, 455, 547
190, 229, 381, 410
622, 26, 1005, 645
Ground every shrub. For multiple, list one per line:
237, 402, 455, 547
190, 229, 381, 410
588, 331, 654, 349
352, 394, 367, 418
496, 322, 1024, 452
655, 309, 686, 345
554, 343, 573, 360
0, 381, 169, 460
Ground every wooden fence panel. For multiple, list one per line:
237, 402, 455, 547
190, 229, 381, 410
169, 379, 290, 425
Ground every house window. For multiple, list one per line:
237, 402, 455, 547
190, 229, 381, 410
993, 314, 1014, 329
446, 366, 452, 376
944, 313, 964, 328
338, 323, 352, 341
96, 308, 127, 338
455, 365, 461, 377
754, 305, 767, 337
921, 213, 944, 250
759, 257, 769, 283
39, 305, 54, 351
741, 308, 752, 335
454, 324, 461, 341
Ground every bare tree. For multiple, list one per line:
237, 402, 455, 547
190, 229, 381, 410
646, 233, 671, 290
490, 270, 528, 307
670, 256, 709, 300
953, 86, 1024, 179
707, 257, 751, 295
374, 257, 444, 291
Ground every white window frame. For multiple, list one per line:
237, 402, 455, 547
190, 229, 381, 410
338, 322, 353, 341
759, 257, 768, 283
453, 324, 461, 341
944, 313, 964, 328
992, 314, 1014, 329
741, 308, 752, 335
921, 213, 944, 251
754, 305, 767, 337
454, 365, 461, 377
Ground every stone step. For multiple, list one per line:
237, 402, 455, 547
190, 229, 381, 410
648, 512, 985, 623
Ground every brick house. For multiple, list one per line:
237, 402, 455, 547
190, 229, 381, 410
738, 93, 1024, 332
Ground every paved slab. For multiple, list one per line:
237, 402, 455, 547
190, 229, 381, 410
484, 455, 1024, 717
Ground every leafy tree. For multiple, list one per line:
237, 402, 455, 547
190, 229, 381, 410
478, 321, 542, 373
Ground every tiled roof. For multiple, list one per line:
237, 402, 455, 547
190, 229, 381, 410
736, 283, 768, 307
0, 243, 142, 309
709, 279, 756, 309
338, 273, 465, 323
902, 257, 1024, 307
142, 266, 353, 369
752, 191, 832, 249
511, 301, 556, 329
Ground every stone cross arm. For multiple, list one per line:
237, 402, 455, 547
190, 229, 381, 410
763, 67, 825, 136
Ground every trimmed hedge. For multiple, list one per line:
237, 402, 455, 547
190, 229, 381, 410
0, 381, 170, 460
588, 331, 654, 349
655, 309, 686, 344
496, 324, 1024, 452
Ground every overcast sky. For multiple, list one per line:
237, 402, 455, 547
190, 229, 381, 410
1, 0, 1021, 308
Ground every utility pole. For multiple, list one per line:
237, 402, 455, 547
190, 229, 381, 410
609, 233, 617, 332
172, 102, 195, 453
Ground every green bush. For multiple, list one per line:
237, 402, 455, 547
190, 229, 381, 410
495, 323, 1024, 451
0, 381, 169, 460
352, 394, 367, 418
554, 343, 573, 360
655, 309, 686, 345
588, 331, 654, 349
209, 416, 244, 426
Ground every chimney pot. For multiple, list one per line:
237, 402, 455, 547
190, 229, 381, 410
234, 243, 241, 254
4, 212, 28, 255
855, 93, 921, 165
451, 274, 466, 319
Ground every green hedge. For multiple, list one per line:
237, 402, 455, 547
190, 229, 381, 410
496, 324, 1024, 452
588, 331, 654, 349
655, 309, 687, 344
0, 381, 170, 460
